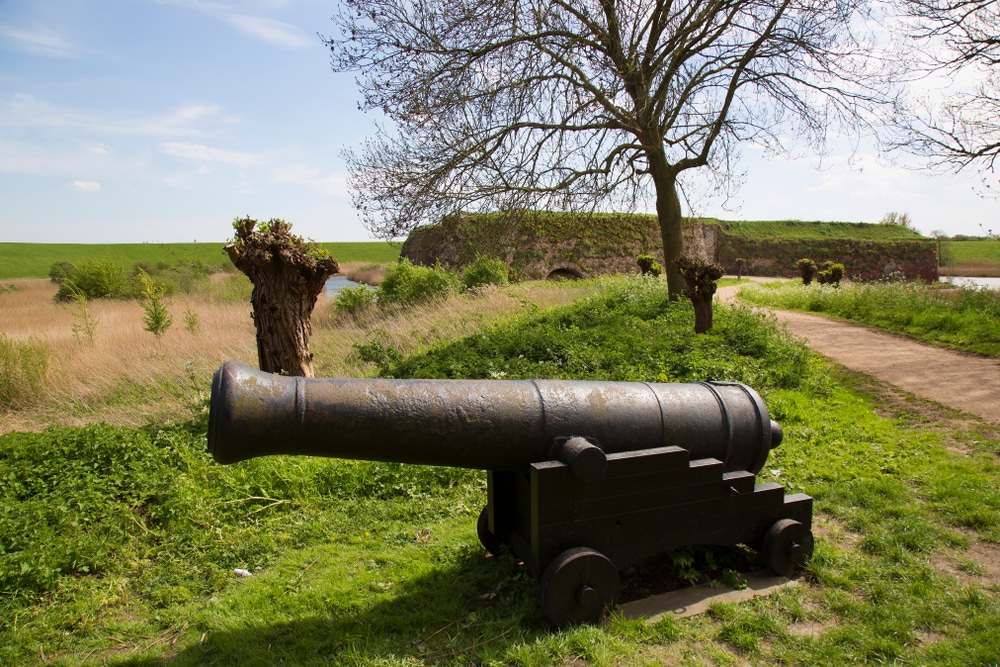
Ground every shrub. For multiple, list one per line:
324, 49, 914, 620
48, 261, 75, 285
462, 255, 509, 290
637, 254, 663, 277
0, 334, 49, 409
797, 258, 818, 286
816, 262, 845, 287
335, 285, 377, 318
53, 258, 131, 301
208, 273, 254, 303
376, 259, 460, 306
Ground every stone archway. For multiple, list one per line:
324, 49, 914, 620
546, 267, 584, 281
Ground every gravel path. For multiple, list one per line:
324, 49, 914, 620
716, 283, 1000, 424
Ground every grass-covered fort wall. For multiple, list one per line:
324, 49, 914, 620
401, 213, 938, 282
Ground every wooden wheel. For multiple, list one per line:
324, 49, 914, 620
476, 507, 501, 557
539, 547, 620, 629
761, 519, 814, 577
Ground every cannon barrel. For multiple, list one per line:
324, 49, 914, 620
208, 360, 782, 474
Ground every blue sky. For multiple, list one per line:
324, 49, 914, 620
0, 0, 996, 244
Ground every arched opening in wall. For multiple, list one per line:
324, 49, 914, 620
546, 268, 584, 281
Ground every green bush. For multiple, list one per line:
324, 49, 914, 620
637, 254, 663, 277
816, 261, 845, 287
797, 258, 817, 286
335, 285, 377, 317
0, 334, 49, 409
53, 258, 130, 301
208, 272, 253, 303
462, 255, 509, 290
376, 259, 460, 306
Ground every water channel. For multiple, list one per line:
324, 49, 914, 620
324, 275, 375, 299
939, 276, 1000, 290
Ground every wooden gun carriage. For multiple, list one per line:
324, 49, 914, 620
209, 360, 813, 628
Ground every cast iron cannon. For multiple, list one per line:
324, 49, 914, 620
209, 360, 813, 628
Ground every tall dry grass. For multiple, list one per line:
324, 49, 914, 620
0, 277, 602, 433
312, 281, 600, 377
939, 260, 1000, 277
0, 278, 256, 432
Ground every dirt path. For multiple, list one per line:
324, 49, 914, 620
716, 283, 1000, 425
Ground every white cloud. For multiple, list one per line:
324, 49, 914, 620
71, 180, 101, 192
225, 15, 312, 48
156, 0, 312, 49
0, 25, 78, 58
0, 94, 223, 138
272, 165, 348, 196
160, 141, 262, 165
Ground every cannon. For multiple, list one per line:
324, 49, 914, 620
209, 360, 813, 628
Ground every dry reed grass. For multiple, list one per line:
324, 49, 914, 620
338, 261, 390, 286
939, 260, 1000, 278
0, 278, 256, 432
0, 277, 601, 433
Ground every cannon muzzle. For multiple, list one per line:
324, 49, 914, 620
208, 361, 781, 474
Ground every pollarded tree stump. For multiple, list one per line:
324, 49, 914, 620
676, 256, 724, 334
225, 217, 339, 377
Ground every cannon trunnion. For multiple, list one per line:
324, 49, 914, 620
209, 361, 813, 628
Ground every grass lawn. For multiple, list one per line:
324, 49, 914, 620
2, 277, 998, 665
0, 242, 401, 279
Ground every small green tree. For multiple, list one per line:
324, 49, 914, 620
797, 258, 818, 286
66, 284, 99, 343
183, 307, 201, 334
137, 269, 173, 338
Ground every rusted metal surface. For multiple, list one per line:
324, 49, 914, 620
208, 360, 781, 474
207, 359, 812, 628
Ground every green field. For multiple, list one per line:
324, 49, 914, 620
948, 239, 1000, 265
0, 242, 402, 279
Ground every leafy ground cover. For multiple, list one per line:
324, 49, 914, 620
2, 276, 998, 665
0, 242, 401, 279
737, 280, 1000, 357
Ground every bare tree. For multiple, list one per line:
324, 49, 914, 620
890, 0, 1000, 188
225, 217, 339, 377
328, 0, 895, 297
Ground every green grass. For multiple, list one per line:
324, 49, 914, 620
737, 280, 1000, 357
948, 239, 1000, 265
0, 242, 401, 279
710, 220, 926, 241
2, 276, 998, 665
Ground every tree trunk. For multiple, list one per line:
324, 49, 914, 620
650, 160, 685, 300
690, 293, 715, 334
226, 218, 339, 377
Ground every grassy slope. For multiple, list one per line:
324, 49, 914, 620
710, 220, 926, 241
2, 277, 997, 666
0, 242, 402, 279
